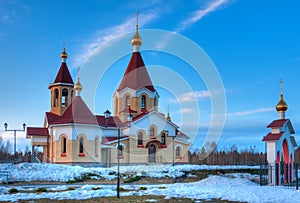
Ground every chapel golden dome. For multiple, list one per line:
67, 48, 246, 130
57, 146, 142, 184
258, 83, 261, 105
276, 94, 288, 112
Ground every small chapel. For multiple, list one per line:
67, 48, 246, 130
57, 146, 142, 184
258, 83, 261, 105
262, 81, 297, 185
26, 16, 191, 166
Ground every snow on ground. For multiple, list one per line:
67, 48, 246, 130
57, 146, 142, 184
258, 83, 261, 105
0, 162, 259, 182
1, 174, 300, 202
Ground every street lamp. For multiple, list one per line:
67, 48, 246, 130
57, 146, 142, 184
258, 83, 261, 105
4, 123, 26, 164
104, 109, 111, 127
104, 110, 132, 198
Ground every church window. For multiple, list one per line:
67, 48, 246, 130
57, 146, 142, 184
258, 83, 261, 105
138, 132, 143, 145
79, 137, 84, 154
126, 96, 130, 107
62, 88, 68, 107
54, 89, 59, 107
62, 137, 67, 154
176, 146, 181, 157
95, 137, 98, 156
161, 133, 166, 145
141, 95, 146, 109
150, 127, 155, 138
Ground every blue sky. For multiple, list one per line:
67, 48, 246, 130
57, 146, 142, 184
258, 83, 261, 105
0, 0, 300, 152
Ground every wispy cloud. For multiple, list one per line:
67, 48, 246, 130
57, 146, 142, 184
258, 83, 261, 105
172, 90, 222, 103
176, 0, 230, 32
73, 9, 159, 68
227, 108, 273, 117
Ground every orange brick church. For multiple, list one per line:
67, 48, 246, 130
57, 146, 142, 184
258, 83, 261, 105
26, 17, 191, 166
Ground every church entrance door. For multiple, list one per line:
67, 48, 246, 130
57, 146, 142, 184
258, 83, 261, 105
148, 144, 156, 163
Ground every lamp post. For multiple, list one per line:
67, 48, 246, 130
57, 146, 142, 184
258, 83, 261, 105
4, 123, 26, 164
104, 110, 132, 199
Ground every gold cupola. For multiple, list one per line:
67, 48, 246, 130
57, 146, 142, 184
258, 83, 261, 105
276, 80, 288, 119
276, 94, 288, 112
61, 48, 68, 61
131, 11, 142, 49
74, 77, 82, 91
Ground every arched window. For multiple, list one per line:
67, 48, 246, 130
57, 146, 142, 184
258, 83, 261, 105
62, 88, 68, 107
138, 132, 143, 145
126, 96, 130, 107
62, 137, 67, 154
118, 145, 123, 157
54, 89, 59, 107
176, 146, 181, 157
150, 127, 155, 138
141, 95, 146, 109
79, 137, 84, 154
95, 137, 98, 156
161, 133, 166, 145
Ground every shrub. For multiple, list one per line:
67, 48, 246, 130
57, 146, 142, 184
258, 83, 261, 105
92, 187, 101, 190
158, 186, 166, 189
8, 188, 18, 194
67, 187, 76, 191
124, 175, 141, 183
118, 187, 125, 191
66, 179, 76, 184
139, 186, 147, 190
81, 174, 91, 180
37, 188, 47, 192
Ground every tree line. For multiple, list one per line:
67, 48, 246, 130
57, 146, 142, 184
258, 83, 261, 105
188, 143, 267, 165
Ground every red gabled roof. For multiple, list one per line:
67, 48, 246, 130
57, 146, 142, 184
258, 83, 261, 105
133, 111, 149, 122
117, 52, 155, 92
96, 116, 119, 128
49, 96, 98, 125
262, 132, 284, 141
27, 127, 49, 136
53, 62, 74, 84
267, 119, 288, 128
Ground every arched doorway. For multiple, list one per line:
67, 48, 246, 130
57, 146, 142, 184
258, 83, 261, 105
282, 139, 289, 183
148, 144, 156, 163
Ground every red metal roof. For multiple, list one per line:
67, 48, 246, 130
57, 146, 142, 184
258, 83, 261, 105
48, 96, 98, 125
262, 132, 284, 141
53, 62, 74, 84
132, 111, 149, 122
96, 115, 118, 127
27, 127, 49, 136
267, 119, 288, 128
117, 52, 155, 92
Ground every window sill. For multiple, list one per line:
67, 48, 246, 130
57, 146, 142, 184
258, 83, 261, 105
150, 136, 156, 139
116, 156, 124, 159
175, 156, 182, 159
61, 153, 67, 157
78, 153, 85, 157
137, 145, 144, 148
95, 154, 99, 157
161, 145, 167, 148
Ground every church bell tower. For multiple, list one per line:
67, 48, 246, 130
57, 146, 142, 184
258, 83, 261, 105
48, 48, 74, 116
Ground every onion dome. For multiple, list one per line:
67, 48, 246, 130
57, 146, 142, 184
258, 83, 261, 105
131, 11, 142, 47
167, 113, 171, 121
131, 26, 142, 46
61, 48, 68, 60
276, 94, 288, 112
74, 77, 82, 91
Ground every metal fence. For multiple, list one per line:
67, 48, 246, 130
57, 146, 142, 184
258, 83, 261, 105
260, 163, 299, 190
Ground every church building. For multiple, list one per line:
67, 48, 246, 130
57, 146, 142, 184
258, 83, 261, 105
262, 81, 297, 185
26, 17, 191, 166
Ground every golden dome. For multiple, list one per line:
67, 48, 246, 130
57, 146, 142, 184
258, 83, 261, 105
167, 112, 171, 121
131, 25, 142, 46
61, 48, 68, 59
74, 78, 82, 91
276, 94, 288, 112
